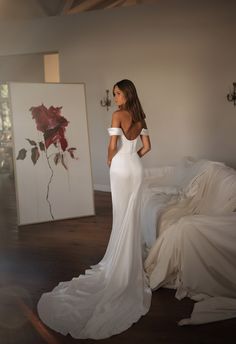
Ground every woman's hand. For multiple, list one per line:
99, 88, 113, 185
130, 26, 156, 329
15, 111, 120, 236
138, 134, 151, 157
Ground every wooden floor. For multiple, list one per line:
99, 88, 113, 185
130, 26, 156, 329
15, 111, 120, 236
0, 173, 236, 344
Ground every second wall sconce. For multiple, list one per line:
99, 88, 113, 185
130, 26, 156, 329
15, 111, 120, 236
100, 89, 111, 111
227, 82, 236, 106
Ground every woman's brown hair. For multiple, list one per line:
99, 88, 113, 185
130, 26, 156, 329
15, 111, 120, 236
113, 79, 146, 124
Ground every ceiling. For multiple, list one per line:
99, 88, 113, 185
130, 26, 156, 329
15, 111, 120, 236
0, 0, 158, 21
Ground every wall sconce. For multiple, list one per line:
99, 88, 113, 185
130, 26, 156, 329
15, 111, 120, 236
100, 89, 111, 111
227, 82, 236, 106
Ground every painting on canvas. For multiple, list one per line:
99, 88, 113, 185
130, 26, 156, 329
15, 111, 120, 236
10, 82, 94, 225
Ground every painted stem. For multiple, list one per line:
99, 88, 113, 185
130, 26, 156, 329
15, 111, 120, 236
45, 149, 54, 220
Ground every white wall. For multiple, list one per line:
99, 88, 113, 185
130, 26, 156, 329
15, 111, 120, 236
0, 53, 44, 82
0, 0, 236, 190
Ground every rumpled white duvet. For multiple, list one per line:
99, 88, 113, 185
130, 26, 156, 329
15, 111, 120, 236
142, 159, 236, 325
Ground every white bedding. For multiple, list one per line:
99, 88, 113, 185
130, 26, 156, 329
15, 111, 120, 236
143, 159, 236, 325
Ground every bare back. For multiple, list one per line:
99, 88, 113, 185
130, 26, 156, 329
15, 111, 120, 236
117, 110, 147, 140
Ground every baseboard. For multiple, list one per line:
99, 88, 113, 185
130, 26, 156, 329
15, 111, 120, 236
93, 184, 111, 192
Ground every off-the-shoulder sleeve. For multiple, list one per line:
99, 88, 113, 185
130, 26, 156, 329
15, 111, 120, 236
140, 128, 149, 136
107, 127, 122, 136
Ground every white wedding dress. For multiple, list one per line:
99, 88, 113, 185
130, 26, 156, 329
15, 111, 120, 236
37, 127, 152, 339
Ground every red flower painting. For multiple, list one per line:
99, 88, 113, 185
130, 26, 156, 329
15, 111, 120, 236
16, 104, 78, 219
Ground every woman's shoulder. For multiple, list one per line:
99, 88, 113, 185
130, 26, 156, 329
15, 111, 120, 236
141, 118, 148, 129
111, 110, 130, 126
112, 110, 120, 117
111, 110, 122, 128
139, 119, 149, 135
112, 109, 129, 118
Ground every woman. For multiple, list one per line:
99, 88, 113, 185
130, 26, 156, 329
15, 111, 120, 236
37, 79, 152, 339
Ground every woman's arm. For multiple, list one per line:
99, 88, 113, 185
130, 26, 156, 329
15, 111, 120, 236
107, 112, 121, 167
137, 134, 151, 158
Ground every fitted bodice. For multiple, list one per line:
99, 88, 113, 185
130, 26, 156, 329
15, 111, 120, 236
107, 127, 149, 154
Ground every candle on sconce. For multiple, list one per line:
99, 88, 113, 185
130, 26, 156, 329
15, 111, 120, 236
100, 90, 111, 111
227, 82, 236, 106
